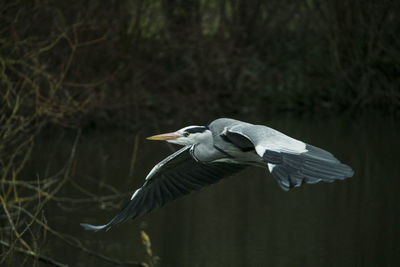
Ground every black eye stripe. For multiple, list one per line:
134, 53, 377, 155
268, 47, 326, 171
186, 127, 207, 134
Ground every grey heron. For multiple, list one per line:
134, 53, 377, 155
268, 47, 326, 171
81, 118, 354, 231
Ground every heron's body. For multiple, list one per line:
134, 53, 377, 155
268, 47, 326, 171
81, 118, 354, 231
192, 119, 262, 164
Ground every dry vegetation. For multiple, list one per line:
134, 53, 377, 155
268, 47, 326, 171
0, 1, 147, 265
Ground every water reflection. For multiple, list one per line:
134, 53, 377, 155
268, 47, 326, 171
26, 115, 400, 266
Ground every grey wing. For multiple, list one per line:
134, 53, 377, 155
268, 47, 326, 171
223, 123, 354, 191
80, 146, 246, 231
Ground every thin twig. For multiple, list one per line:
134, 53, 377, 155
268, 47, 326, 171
11, 204, 145, 267
128, 134, 140, 178
0, 240, 68, 267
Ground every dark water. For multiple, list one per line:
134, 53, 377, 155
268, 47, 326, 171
27, 115, 400, 267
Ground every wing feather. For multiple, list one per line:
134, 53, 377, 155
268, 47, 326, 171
80, 146, 246, 231
223, 123, 354, 191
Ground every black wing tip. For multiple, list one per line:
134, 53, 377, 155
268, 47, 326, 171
305, 144, 340, 163
272, 160, 355, 191
331, 162, 355, 180
341, 165, 355, 178
80, 223, 110, 232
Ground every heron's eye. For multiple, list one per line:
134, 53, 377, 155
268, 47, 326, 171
183, 132, 190, 137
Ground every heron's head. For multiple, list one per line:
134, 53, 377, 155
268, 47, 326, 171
146, 126, 212, 146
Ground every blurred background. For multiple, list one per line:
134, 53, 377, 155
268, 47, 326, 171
1, 0, 399, 266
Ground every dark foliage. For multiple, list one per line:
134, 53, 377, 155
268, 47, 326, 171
1, 0, 399, 129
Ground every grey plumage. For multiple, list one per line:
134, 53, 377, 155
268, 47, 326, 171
81, 118, 354, 231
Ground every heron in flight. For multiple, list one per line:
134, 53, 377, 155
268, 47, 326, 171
81, 118, 354, 231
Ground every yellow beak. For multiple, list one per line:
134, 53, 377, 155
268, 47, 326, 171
146, 132, 182, 140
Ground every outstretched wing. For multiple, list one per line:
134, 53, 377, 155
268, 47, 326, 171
81, 146, 246, 231
223, 123, 354, 191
